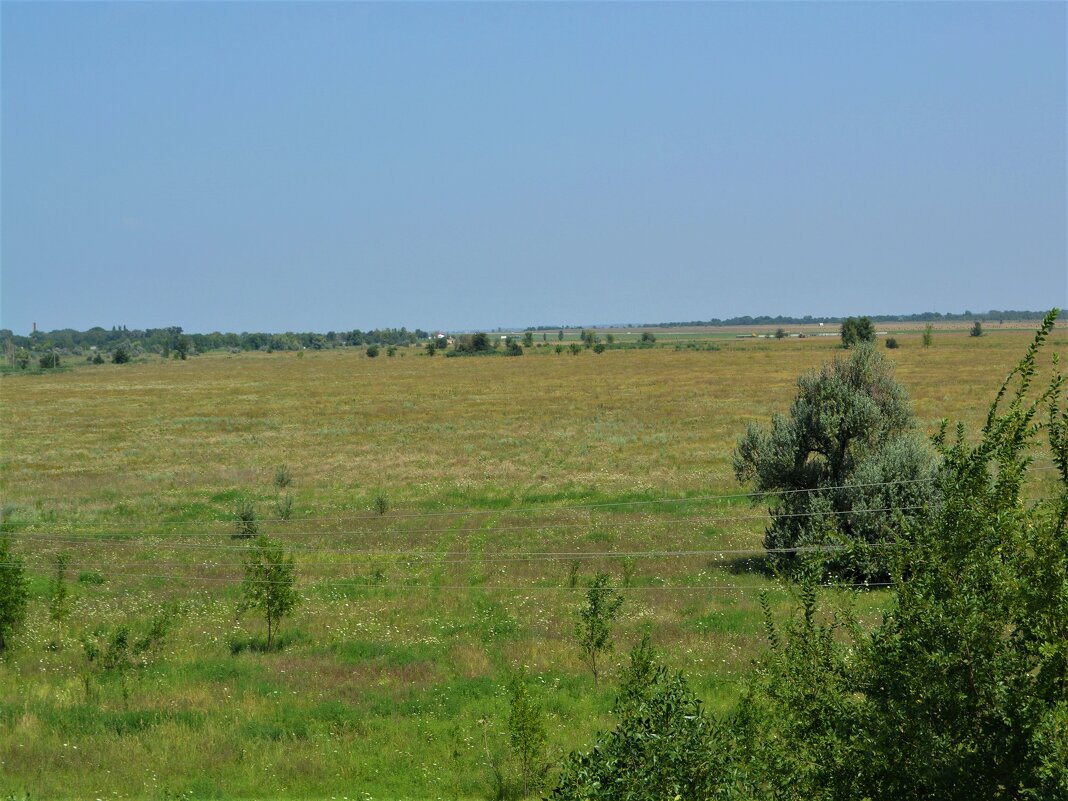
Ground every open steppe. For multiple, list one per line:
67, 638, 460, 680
1, 326, 1062, 799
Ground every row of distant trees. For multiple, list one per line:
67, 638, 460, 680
628, 309, 1047, 329
1, 325, 431, 364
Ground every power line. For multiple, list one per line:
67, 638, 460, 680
4, 476, 947, 531
4, 543, 879, 569
11, 466, 1058, 533
4, 503, 932, 547
0, 563, 894, 592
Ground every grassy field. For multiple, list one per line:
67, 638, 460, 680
0, 327, 1063, 799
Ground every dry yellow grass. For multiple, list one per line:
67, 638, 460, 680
0, 327, 1062, 799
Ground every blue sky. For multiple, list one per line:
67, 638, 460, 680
2, 2, 1065, 334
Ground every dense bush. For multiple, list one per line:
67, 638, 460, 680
733, 344, 938, 580
885, 336, 898, 349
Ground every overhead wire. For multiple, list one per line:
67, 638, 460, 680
3, 475, 949, 531
4, 503, 933, 549
8, 466, 1058, 534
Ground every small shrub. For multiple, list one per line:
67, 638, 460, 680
593, 343, 606, 354
885, 337, 899, 349
970, 320, 983, 337
506, 341, 523, 356
567, 561, 581, 589
922, 323, 933, 347
373, 494, 389, 516
555, 344, 564, 354
92, 352, 105, 364
232, 502, 258, 539
425, 342, 437, 356
621, 557, 636, 588
273, 464, 292, 489
39, 352, 60, 369
366, 345, 379, 358
568, 343, 582, 355
112, 347, 130, 364
48, 553, 72, 645
275, 494, 293, 521
387, 346, 397, 357
78, 571, 105, 585
640, 332, 656, 343
775, 328, 787, 339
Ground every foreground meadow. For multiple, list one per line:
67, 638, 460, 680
0, 328, 1062, 799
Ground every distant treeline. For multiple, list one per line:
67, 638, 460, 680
0, 325, 431, 357
526, 310, 1048, 331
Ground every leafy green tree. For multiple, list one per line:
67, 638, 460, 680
506, 340, 524, 356
640, 331, 656, 344
14, 348, 30, 369
592, 343, 606, 354
522, 331, 534, 348
238, 535, 298, 649
733, 344, 937, 579
775, 327, 787, 339
0, 537, 28, 654
112, 346, 130, 364
558, 329, 564, 341
455, 332, 493, 354
575, 573, 623, 686
970, 319, 983, 337
508, 669, 548, 797
39, 351, 60, 368
840, 315, 875, 347
174, 333, 190, 360
366, 344, 379, 358
922, 323, 934, 347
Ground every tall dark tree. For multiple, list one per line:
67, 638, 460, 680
840, 315, 875, 347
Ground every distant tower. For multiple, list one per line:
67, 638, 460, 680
32, 322, 37, 333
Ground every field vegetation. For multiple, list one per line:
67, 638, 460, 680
0, 323, 1063, 798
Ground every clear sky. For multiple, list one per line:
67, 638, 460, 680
2, 2, 1065, 334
